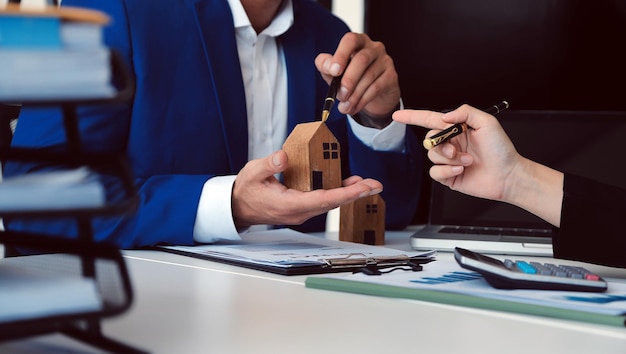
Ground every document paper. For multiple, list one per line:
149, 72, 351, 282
161, 229, 435, 271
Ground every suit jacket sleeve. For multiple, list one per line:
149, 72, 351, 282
554, 173, 626, 268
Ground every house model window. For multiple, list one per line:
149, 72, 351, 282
322, 142, 339, 160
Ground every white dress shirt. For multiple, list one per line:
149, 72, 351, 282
193, 0, 406, 243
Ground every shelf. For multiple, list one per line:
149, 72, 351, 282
0, 232, 146, 353
0, 47, 145, 352
0, 50, 138, 218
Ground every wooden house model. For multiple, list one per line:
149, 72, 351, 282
339, 194, 385, 245
282, 121, 342, 191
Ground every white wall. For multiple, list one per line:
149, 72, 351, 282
325, 1, 365, 233
332, 0, 365, 33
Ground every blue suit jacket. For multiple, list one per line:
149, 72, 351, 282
5, 0, 424, 248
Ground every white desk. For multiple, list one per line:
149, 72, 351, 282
3, 229, 626, 354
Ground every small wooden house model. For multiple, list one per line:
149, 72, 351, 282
282, 121, 342, 191
339, 194, 385, 245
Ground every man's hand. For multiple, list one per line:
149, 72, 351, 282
232, 150, 383, 228
315, 32, 401, 127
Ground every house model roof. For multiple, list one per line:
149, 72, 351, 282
283, 121, 336, 144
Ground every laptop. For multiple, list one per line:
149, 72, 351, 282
410, 110, 626, 256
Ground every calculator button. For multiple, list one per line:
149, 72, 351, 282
529, 262, 552, 275
503, 259, 515, 269
544, 265, 566, 277
537, 268, 553, 275
515, 261, 536, 274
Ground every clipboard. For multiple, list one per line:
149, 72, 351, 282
156, 229, 435, 276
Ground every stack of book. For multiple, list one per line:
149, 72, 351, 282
0, 167, 105, 212
0, 3, 114, 101
0, 260, 102, 323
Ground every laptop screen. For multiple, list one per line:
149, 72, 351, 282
429, 110, 626, 231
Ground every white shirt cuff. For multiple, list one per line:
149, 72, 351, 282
193, 175, 242, 243
347, 116, 406, 152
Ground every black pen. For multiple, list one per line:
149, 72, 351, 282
321, 75, 342, 122
422, 100, 509, 150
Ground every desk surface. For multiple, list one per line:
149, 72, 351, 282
3, 228, 626, 354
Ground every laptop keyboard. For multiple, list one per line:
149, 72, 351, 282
439, 226, 553, 237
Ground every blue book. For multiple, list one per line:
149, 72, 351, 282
0, 15, 62, 48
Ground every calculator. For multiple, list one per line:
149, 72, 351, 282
453, 247, 608, 292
